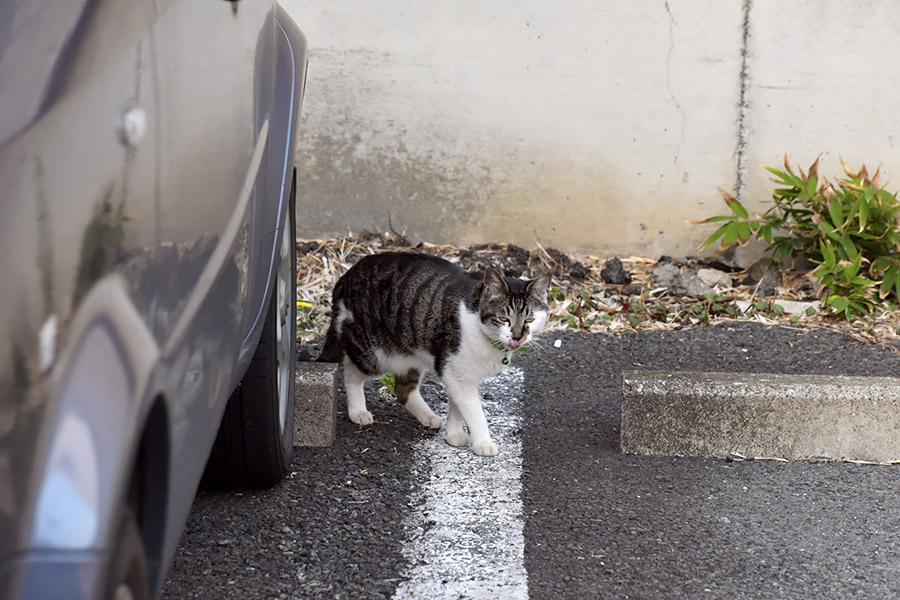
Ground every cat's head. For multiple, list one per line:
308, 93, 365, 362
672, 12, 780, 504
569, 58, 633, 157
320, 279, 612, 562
479, 268, 552, 350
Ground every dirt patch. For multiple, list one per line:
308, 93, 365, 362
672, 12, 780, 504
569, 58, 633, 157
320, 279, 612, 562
295, 232, 899, 353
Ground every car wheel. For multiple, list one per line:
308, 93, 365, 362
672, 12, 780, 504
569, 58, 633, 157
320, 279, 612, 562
106, 508, 150, 600
202, 184, 297, 488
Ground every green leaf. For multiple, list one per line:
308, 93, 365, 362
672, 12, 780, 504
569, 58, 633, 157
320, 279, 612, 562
765, 166, 804, 188
806, 175, 818, 197
881, 266, 899, 299
719, 188, 749, 219
380, 373, 396, 391
839, 235, 858, 260
805, 306, 817, 316
816, 216, 835, 236
827, 199, 844, 230
696, 215, 738, 224
699, 223, 731, 250
828, 296, 849, 312
859, 190, 871, 231
820, 241, 836, 268
721, 222, 740, 247
876, 189, 897, 205
845, 252, 862, 279
871, 256, 892, 274
737, 221, 752, 244
848, 301, 871, 315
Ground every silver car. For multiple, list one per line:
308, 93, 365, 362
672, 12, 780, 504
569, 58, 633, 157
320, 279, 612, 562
0, 1, 307, 597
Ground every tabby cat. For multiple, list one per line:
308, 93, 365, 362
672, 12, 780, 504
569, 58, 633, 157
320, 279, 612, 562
318, 252, 551, 456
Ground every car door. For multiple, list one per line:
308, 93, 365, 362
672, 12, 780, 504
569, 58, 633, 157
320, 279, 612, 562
0, 0, 162, 590
145, 0, 283, 568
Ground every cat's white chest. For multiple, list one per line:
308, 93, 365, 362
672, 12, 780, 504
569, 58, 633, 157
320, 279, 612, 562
451, 302, 508, 380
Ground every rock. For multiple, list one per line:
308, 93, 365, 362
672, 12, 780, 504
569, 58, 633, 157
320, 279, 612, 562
741, 259, 779, 297
670, 273, 714, 298
506, 243, 530, 263
651, 263, 714, 297
296, 241, 320, 255
735, 299, 820, 317
544, 247, 573, 272
696, 258, 742, 273
600, 257, 632, 285
697, 268, 733, 289
569, 261, 590, 279
774, 299, 820, 316
651, 263, 680, 288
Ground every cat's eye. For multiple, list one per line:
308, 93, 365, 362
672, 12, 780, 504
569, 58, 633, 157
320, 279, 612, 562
524, 317, 535, 323
497, 316, 510, 323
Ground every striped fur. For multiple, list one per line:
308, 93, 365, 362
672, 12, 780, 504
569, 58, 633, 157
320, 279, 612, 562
318, 251, 551, 456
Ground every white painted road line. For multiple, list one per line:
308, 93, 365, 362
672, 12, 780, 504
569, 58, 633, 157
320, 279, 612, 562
393, 367, 529, 600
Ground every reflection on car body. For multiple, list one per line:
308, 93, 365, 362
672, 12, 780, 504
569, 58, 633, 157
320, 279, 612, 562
0, 1, 307, 597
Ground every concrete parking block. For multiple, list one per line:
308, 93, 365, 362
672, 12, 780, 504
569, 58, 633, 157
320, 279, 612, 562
294, 361, 338, 447
621, 371, 900, 462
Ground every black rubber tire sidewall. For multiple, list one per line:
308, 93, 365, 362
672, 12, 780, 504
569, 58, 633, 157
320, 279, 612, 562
201, 184, 297, 488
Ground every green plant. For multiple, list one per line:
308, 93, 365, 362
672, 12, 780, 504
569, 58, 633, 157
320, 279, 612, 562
694, 154, 900, 320
561, 289, 603, 329
379, 373, 395, 391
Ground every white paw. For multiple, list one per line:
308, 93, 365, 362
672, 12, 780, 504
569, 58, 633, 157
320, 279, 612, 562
349, 410, 373, 426
419, 413, 443, 429
472, 440, 498, 457
445, 430, 470, 447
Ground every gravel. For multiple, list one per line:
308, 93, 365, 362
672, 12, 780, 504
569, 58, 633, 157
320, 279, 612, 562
161, 378, 445, 600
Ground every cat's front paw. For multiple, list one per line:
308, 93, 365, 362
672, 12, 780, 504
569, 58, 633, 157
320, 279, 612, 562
472, 440, 498, 457
349, 410, 374, 426
419, 414, 443, 429
445, 430, 470, 447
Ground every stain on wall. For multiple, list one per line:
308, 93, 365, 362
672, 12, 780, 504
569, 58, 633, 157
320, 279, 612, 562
286, 0, 900, 259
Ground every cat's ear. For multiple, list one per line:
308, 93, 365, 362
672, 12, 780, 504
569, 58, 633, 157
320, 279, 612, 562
483, 267, 509, 300
526, 273, 552, 303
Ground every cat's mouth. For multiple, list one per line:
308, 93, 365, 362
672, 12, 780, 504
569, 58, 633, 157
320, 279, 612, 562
506, 339, 522, 349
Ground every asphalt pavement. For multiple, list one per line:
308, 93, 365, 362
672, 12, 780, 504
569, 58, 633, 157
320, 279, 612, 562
162, 322, 900, 599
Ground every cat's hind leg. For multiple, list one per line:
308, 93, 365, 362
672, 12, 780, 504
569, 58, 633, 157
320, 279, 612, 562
396, 370, 442, 429
344, 357, 373, 425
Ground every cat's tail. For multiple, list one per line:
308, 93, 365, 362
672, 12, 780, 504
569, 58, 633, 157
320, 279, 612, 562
316, 318, 344, 363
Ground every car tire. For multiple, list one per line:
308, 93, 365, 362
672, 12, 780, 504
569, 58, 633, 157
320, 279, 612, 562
201, 184, 297, 488
105, 508, 150, 600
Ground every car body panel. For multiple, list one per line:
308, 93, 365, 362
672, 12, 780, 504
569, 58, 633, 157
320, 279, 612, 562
0, 0, 308, 596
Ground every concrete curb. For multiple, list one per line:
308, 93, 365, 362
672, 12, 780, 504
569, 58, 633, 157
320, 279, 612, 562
621, 371, 900, 462
294, 361, 338, 447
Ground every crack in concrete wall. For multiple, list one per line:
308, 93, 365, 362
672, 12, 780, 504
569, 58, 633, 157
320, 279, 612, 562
664, 0, 688, 182
734, 0, 753, 202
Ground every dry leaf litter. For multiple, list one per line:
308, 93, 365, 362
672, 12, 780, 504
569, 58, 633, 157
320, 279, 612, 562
295, 232, 899, 354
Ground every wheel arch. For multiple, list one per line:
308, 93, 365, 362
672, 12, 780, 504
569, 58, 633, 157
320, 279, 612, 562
129, 394, 170, 594
240, 4, 307, 362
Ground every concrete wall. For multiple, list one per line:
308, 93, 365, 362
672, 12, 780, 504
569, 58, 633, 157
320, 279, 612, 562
283, 0, 900, 259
